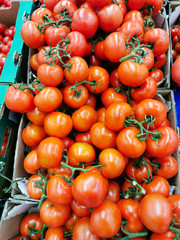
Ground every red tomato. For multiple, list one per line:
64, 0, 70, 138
40, 200, 71, 227
154, 53, 166, 68
24, 150, 41, 174
27, 174, 44, 199
86, 93, 96, 108
65, 212, 80, 232
143, 0, 163, 16
26, 107, 47, 126
127, 0, 145, 10
71, 199, 91, 217
75, 131, 92, 144
86, 0, 109, 8
141, 47, 154, 70
119, 21, 144, 41
45, 0, 60, 11
53, 0, 77, 22
104, 181, 120, 203
20, 213, 44, 240
45, 26, 71, 46
38, 137, 64, 169
139, 193, 173, 233
123, 10, 144, 27
21, 21, 45, 49
90, 200, 122, 238
72, 172, 108, 208
5, 85, 34, 113
30, 54, 39, 71
94, 41, 106, 61
72, 8, 98, 39
37, 46, 60, 66
31, 7, 53, 24
168, 194, 180, 228
171, 57, 180, 86
97, 4, 123, 32
45, 227, 65, 240
109, 68, 122, 88
149, 68, 163, 83
150, 230, 177, 240
44, 111, 73, 138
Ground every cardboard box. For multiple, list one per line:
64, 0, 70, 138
0, 198, 38, 239
11, 90, 180, 201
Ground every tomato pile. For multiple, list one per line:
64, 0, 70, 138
171, 18, 180, 86
0, 0, 11, 8
0, 23, 15, 75
3, 0, 180, 239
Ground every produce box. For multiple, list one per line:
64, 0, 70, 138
11, 90, 180, 201
0, 85, 19, 199
0, 0, 37, 84
0, 198, 38, 239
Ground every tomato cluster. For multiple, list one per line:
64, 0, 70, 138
0, 23, 15, 75
0, 0, 11, 8
4, 0, 180, 239
170, 18, 180, 86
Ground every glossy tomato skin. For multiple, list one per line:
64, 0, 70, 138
5, 85, 34, 113
72, 105, 97, 132
20, 213, 44, 240
135, 99, 167, 129
150, 230, 177, 240
26, 107, 47, 126
21, 21, 45, 49
139, 193, 173, 233
109, 68, 121, 88
37, 137, 64, 169
94, 41, 107, 61
116, 127, 146, 158
73, 217, 100, 240
45, 26, 71, 46
118, 61, 149, 87
142, 176, 170, 198
22, 123, 47, 147
127, 0, 145, 10
149, 68, 163, 83
53, 0, 78, 21
27, 174, 44, 199
97, 4, 123, 32
46, 175, 73, 205
44, 111, 73, 138
34, 87, 62, 112
12, 236, 29, 240
75, 131, 92, 144
171, 57, 180, 86
71, 199, 91, 217
72, 172, 108, 208
103, 32, 126, 62
146, 126, 179, 158
71, 8, 98, 39
154, 53, 166, 68
65, 212, 80, 232
130, 77, 157, 102
90, 200, 122, 238
45, 227, 65, 240
86, 0, 109, 8
86, 93, 96, 108
105, 102, 133, 132
24, 150, 41, 174
104, 181, 120, 203
123, 10, 143, 27
37, 46, 60, 66
143, 0, 163, 15
117, 199, 144, 233
99, 148, 125, 178
40, 200, 71, 227
31, 7, 53, 24
45, 0, 59, 11
119, 21, 144, 40
153, 156, 178, 179
90, 122, 117, 150
168, 194, 180, 228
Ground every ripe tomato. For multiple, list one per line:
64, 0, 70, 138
121, 179, 143, 202
73, 217, 99, 240
21, 21, 45, 49
72, 172, 108, 208
125, 157, 153, 183
127, 0, 145, 10
143, 0, 163, 16
90, 122, 117, 150
98, 4, 123, 32
103, 32, 126, 62
45, 26, 71, 46
24, 150, 41, 174
94, 41, 107, 61
139, 193, 173, 233
146, 126, 179, 158
27, 174, 44, 199
26, 107, 47, 126
30, 53, 39, 71
171, 57, 180, 86
5, 85, 34, 113
34, 87, 62, 112
117, 199, 144, 233
71, 199, 91, 217
45, 227, 65, 240
62, 84, 89, 108
123, 10, 144, 27
37, 137, 64, 169
68, 142, 96, 166
116, 127, 146, 158
65, 212, 80, 232
45, 0, 59, 11
143, 29, 169, 56
104, 181, 120, 203
75, 131, 92, 144
22, 123, 47, 147
101, 87, 127, 108
85, 66, 109, 94
72, 105, 97, 132
168, 194, 180, 228
64, 56, 89, 83
72, 8, 98, 39
153, 156, 178, 179
86, 93, 96, 108
53, 0, 77, 21
11, 236, 29, 240
90, 200, 122, 238
141, 47, 154, 70
37, 46, 60, 66
154, 53, 166, 68
48, 164, 72, 177
40, 200, 71, 227
135, 99, 167, 129
86, 0, 109, 8
109, 68, 122, 88
20, 213, 44, 240
150, 230, 177, 240
119, 21, 144, 40
89, 54, 102, 66
105, 102, 133, 132
31, 7, 54, 24
47, 174, 73, 205
149, 68, 163, 83
37, 64, 64, 87
44, 111, 73, 138
130, 77, 157, 102
99, 148, 125, 178
142, 176, 170, 197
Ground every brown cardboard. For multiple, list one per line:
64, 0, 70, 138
0, 199, 38, 240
